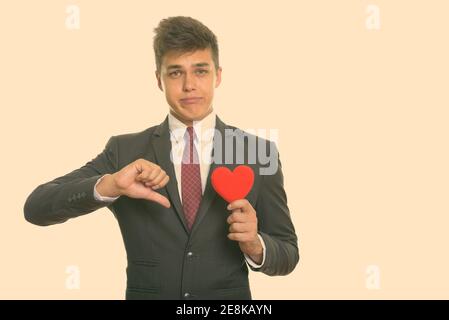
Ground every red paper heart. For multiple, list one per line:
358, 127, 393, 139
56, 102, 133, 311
211, 165, 254, 203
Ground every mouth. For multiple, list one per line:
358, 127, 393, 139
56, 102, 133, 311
180, 97, 203, 105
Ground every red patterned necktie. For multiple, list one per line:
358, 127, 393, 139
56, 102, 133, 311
181, 126, 202, 230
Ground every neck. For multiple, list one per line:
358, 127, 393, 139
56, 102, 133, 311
170, 108, 213, 127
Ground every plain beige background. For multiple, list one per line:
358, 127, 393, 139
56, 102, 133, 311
1, 0, 448, 299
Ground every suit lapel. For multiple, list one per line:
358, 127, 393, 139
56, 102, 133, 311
151, 117, 189, 234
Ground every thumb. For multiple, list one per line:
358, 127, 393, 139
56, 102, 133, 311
146, 189, 171, 208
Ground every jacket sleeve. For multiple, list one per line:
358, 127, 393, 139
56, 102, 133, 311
23, 136, 118, 226
250, 142, 300, 276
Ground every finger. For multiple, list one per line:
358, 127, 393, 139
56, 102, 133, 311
136, 164, 161, 182
135, 159, 156, 172
147, 167, 162, 181
146, 190, 171, 208
148, 170, 166, 187
227, 233, 247, 242
227, 211, 247, 224
228, 222, 248, 233
136, 170, 151, 182
143, 171, 163, 186
152, 175, 170, 190
227, 199, 250, 211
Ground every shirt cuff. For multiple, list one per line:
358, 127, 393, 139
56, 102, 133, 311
244, 234, 266, 268
93, 175, 120, 202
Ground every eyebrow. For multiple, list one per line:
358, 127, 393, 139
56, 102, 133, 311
166, 62, 210, 70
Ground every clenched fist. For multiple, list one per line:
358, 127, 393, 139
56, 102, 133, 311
96, 158, 171, 208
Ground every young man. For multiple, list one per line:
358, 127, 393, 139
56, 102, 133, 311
24, 16, 299, 300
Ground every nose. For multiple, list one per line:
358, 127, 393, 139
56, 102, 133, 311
182, 72, 196, 92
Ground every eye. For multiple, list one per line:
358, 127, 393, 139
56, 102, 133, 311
169, 70, 182, 78
196, 69, 209, 75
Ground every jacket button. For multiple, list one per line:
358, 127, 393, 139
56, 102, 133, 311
187, 252, 193, 257
184, 292, 190, 298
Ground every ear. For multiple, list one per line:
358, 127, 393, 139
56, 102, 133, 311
215, 67, 222, 88
155, 70, 163, 91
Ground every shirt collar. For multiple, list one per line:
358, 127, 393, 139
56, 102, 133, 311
168, 110, 216, 143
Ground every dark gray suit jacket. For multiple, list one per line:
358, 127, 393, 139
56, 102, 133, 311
24, 115, 299, 300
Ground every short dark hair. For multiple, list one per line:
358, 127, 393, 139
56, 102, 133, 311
153, 16, 220, 74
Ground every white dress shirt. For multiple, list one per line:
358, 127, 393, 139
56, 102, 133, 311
94, 111, 265, 268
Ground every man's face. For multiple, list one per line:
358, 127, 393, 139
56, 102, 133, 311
156, 48, 222, 126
